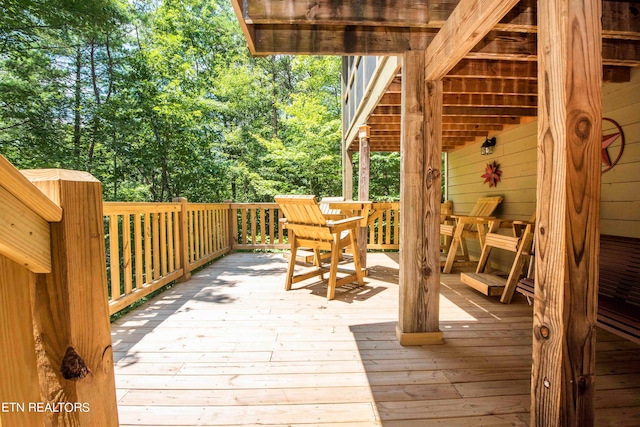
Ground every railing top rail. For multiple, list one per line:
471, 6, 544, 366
0, 155, 62, 222
187, 203, 231, 209
103, 202, 182, 215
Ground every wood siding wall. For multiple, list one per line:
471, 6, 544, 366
447, 67, 640, 265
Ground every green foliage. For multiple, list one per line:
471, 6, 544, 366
0, 0, 389, 205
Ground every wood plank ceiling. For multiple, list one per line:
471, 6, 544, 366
232, 0, 640, 152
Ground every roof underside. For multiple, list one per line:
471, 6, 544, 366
232, 0, 640, 152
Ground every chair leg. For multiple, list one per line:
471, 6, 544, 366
443, 225, 464, 274
285, 232, 298, 291
349, 230, 365, 284
313, 248, 324, 280
327, 235, 341, 300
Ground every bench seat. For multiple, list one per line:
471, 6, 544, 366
516, 234, 640, 344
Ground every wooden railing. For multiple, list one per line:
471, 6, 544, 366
230, 203, 288, 250
103, 200, 233, 315
367, 202, 400, 250
103, 200, 400, 315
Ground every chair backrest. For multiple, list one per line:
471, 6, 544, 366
468, 196, 504, 217
319, 196, 345, 219
275, 195, 327, 226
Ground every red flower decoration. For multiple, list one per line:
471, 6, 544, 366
481, 161, 502, 187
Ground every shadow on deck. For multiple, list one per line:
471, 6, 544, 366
112, 252, 640, 426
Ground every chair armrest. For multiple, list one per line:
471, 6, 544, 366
452, 215, 495, 225
327, 216, 363, 233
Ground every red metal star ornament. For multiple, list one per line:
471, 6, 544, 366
601, 117, 625, 173
481, 161, 502, 187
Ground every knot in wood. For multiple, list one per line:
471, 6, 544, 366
574, 116, 592, 143
61, 347, 89, 380
421, 265, 432, 278
539, 227, 545, 236
578, 375, 590, 394
540, 325, 550, 339
543, 378, 551, 388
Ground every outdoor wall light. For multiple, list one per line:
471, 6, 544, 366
481, 136, 496, 155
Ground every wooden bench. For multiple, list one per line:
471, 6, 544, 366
516, 234, 640, 344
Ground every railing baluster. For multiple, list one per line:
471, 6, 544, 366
152, 212, 160, 281
167, 211, 175, 273
241, 208, 247, 245
134, 213, 143, 290
144, 212, 152, 282
122, 213, 133, 296
160, 211, 167, 276
109, 214, 121, 301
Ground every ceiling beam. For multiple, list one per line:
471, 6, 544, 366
251, 25, 435, 55
424, 0, 520, 80
443, 77, 538, 94
244, 0, 433, 27
444, 106, 537, 116
443, 93, 537, 107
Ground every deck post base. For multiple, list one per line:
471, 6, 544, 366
395, 326, 444, 346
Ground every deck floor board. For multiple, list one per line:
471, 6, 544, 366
113, 252, 640, 426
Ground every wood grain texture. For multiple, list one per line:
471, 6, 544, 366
398, 51, 442, 342
0, 155, 62, 222
425, 0, 520, 80
533, 0, 602, 425
358, 127, 371, 267
0, 256, 44, 427
0, 185, 51, 273
23, 169, 119, 426
111, 252, 640, 426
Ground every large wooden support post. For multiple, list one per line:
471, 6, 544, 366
358, 125, 370, 268
533, 0, 602, 425
173, 197, 192, 282
23, 169, 119, 426
397, 50, 443, 346
0, 257, 45, 426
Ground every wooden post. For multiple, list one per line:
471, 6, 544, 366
0, 256, 45, 426
22, 169, 119, 426
343, 144, 353, 200
358, 125, 370, 268
533, 0, 602, 425
397, 50, 444, 346
173, 197, 192, 282
225, 200, 236, 251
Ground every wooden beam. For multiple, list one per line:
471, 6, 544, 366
245, 0, 432, 27
397, 50, 443, 346
448, 60, 630, 82
251, 24, 435, 55
443, 77, 538, 94
442, 123, 504, 131
442, 116, 521, 125
22, 169, 120, 426
230, 0, 257, 55
443, 93, 537, 107
425, 0, 520, 80
444, 106, 537, 116
532, 0, 602, 425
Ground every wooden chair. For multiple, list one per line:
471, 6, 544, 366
460, 214, 535, 303
441, 196, 504, 273
275, 195, 365, 300
319, 196, 346, 220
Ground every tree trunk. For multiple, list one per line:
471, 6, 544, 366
73, 46, 82, 169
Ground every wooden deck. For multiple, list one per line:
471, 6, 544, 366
112, 252, 640, 426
